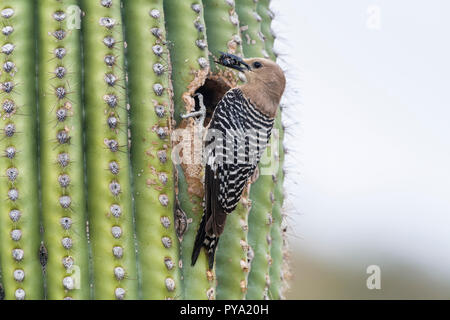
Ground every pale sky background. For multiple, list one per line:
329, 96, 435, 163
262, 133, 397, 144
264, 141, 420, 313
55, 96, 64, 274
272, 0, 450, 298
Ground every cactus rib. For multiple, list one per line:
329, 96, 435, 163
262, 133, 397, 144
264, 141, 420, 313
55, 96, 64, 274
123, 0, 181, 300
38, 0, 90, 300
257, 0, 276, 60
81, 0, 138, 300
256, 0, 287, 299
0, 0, 43, 300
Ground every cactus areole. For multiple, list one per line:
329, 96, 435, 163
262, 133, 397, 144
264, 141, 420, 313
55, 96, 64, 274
0, 0, 287, 300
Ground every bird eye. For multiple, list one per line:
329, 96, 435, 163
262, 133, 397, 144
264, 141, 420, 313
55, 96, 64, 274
253, 61, 262, 69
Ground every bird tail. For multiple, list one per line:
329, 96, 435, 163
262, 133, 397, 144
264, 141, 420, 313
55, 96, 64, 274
191, 212, 220, 270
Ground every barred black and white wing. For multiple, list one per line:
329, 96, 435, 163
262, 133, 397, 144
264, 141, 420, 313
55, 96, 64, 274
192, 88, 274, 269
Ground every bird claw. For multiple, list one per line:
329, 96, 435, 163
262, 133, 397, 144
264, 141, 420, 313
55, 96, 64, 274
181, 93, 206, 125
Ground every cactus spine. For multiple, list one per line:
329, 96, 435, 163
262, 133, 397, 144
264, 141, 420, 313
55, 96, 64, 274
203, 0, 251, 300
0, 0, 43, 300
81, 0, 138, 300
124, 0, 181, 300
37, 0, 90, 300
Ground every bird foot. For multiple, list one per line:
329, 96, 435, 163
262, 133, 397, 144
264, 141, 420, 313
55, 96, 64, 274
181, 93, 206, 126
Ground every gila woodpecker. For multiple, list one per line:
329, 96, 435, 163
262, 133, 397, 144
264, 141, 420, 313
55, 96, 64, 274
188, 52, 286, 269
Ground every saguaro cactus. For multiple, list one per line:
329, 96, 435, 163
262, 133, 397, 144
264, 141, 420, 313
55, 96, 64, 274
0, 0, 288, 300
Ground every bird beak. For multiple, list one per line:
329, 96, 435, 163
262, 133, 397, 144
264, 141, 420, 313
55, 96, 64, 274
216, 51, 251, 72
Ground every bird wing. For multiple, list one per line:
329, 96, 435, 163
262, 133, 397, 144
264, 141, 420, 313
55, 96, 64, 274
203, 89, 258, 236
192, 88, 275, 268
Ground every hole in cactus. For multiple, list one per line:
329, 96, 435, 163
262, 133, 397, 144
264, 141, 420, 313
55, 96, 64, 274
194, 77, 231, 127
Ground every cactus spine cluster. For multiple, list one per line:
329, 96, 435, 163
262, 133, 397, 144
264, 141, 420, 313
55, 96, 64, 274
0, 0, 287, 300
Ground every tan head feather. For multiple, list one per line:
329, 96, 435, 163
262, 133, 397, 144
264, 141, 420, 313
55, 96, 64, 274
238, 58, 286, 118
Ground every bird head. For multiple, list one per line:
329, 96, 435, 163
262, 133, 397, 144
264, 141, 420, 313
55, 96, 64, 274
217, 52, 286, 118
